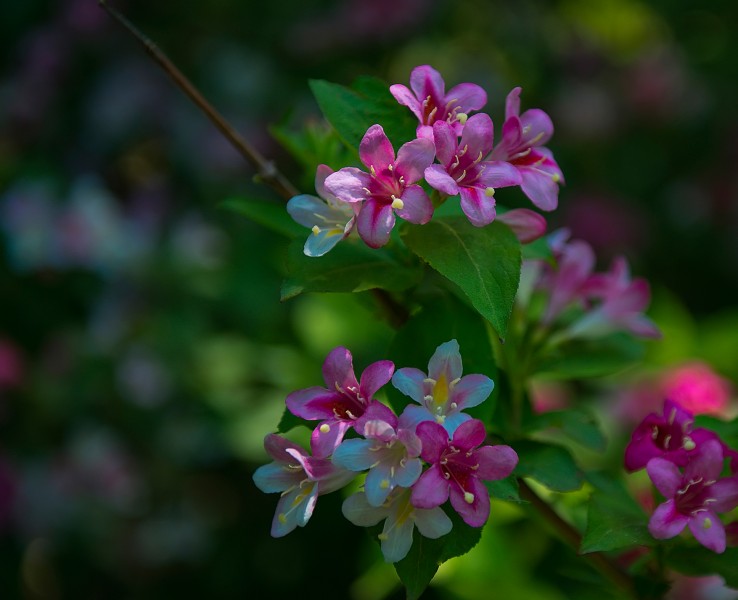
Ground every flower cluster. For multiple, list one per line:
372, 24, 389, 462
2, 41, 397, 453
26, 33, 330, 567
625, 400, 738, 553
288, 65, 560, 255
252, 340, 518, 562
523, 229, 661, 341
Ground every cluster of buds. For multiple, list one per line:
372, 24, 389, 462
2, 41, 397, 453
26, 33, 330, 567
625, 400, 738, 553
252, 340, 518, 562
288, 65, 560, 255
522, 230, 661, 341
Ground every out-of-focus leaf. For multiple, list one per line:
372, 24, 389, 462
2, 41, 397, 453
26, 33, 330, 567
221, 197, 303, 238
485, 475, 524, 503
580, 491, 651, 553
281, 239, 422, 299
695, 415, 738, 449
277, 407, 310, 434
401, 217, 521, 340
527, 408, 607, 452
512, 440, 584, 492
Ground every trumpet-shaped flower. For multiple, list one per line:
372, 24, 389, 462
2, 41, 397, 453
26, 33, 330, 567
252, 434, 355, 537
496, 209, 547, 244
389, 64, 487, 140
287, 164, 358, 257
342, 488, 452, 563
286, 347, 395, 457
332, 402, 422, 506
324, 125, 435, 248
424, 114, 521, 227
411, 419, 518, 527
489, 87, 564, 211
647, 440, 738, 553
391, 339, 494, 435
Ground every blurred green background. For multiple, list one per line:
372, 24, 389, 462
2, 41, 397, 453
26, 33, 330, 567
1, 0, 737, 598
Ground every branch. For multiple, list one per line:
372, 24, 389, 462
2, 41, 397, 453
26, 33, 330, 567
98, 0, 299, 200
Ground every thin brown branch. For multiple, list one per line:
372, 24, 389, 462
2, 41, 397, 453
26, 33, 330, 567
518, 479, 637, 598
98, 0, 299, 200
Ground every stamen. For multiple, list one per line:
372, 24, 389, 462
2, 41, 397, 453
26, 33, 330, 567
668, 408, 677, 425
391, 196, 404, 210
703, 518, 712, 530
474, 150, 483, 164
683, 437, 696, 451
471, 464, 479, 470
311, 225, 321, 235
319, 423, 330, 434
450, 402, 458, 410
450, 378, 461, 387
370, 165, 376, 177
443, 472, 450, 480
484, 187, 495, 197
464, 492, 475, 504
552, 173, 561, 183
345, 409, 357, 420
435, 415, 446, 424
422, 95, 431, 107
458, 145, 469, 156
451, 155, 460, 169
427, 106, 438, 122
278, 513, 288, 524
398, 175, 405, 184
663, 434, 672, 449
455, 169, 467, 183
388, 164, 393, 171
424, 378, 437, 385
424, 394, 434, 403
362, 187, 372, 194
378, 532, 389, 540
380, 479, 390, 489
651, 426, 659, 440
456, 112, 468, 125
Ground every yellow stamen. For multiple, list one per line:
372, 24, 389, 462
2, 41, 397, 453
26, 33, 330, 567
457, 112, 468, 125
319, 423, 330, 434
464, 492, 475, 504
311, 225, 320, 235
391, 197, 404, 210
703, 518, 712, 530
551, 173, 560, 183
484, 187, 495, 197
683, 437, 696, 451
380, 479, 390, 489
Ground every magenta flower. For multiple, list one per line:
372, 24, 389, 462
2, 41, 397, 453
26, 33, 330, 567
286, 346, 395, 457
324, 125, 435, 248
647, 440, 738, 553
391, 339, 494, 435
424, 114, 521, 227
496, 209, 547, 244
342, 487, 452, 563
624, 400, 719, 472
411, 419, 518, 527
389, 64, 487, 140
287, 164, 358, 257
489, 87, 564, 211
660, 362, 733, 417
332, 402, 422, 506
252, 434, 355, 537
570, 256, 660, 339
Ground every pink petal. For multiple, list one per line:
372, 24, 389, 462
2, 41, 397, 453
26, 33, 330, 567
689, 511, 726, 553
310, 420, 352, 458
428, 339, 463, 382
452, 418, 487, 451
324, 167, 372, 203
475, 445, 518, 481
476, 161, 522, 188
409, 65, 445, 107
520, 167, 560, 211
710, 478, 738, 513
520, 108, 554, 147
649, 500, 689, 539
450, 374, 494, 410
431, 120, 458, 167
322, 346, 359, 391
397, 185, 433, 224
359, 360, 396, 398
459, 186, 496, 227
446, 82, 487, 112
416, 421, 451, 463
505, 86, 522, 120
410, 464, 449, 508
263, 433, 307, 464
459, 113, 495, 159
314, 164, 336, 201
359, 125, 395, 172
357, 199, 395, 248
395, 138, 436, 184
497, 209, 547, 243
685, 439, 725, 483
286, 387, 343, 421
424, 164, 459, 196
449, 476, 489, 527
646, 458, 682, 498
389, 84, 423, 122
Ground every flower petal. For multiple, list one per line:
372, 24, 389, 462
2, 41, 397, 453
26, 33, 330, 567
252, 462, 302, 493
409, 65, 445, 108
459, 113, 495, 159
394, 457, 423, 488
710, 478, 738, 513
452, 419, 487, 451
389, 84, 423, 121
314, 164, 336, 201
520, 167, 560, 212
447, 82, 487, 112
476, 161, 522, 189
459, 186, 496, 227
449, 476, 489, 527
392, 368, 428, 404
359, 124, 395, 171
424, 164, 459, 196
428, 340, 463, 383
397, 185, 433, 224
431, 120, 458, 167
497, 209, 547, 243
365, 463, 395, 507
520, 108, 553, 147
395, 138, 435, 184
685, 439, 724, 483
263, 433, 307, 464
474, 445, 518, 481
414, 506, 453, 539
505, 87, 522, 120
359, 359, 395, 399
357, 199, 395, 248
410, 464, 449, 508
451, 374, 494, 410
441, 411, 472, 436
689, 511, 726, 553
417, 420, 451, 463
303, 226, 347, 257
342, 491, 388, 527
648, 500, 689, 539
310, 419, 351, 458
397, 404, 433, 430
324, 167, 372, 203
271, 482, 318, 537
380, 507, 416, 563
322, 346, 359, 391
332, 438, 379, 472
645, 457, 683, 498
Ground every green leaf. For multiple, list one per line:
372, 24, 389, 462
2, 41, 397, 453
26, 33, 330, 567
394, 510, 482, 600
401, 217, 521, 340
695, 415, 738, 448
485, 476, 524, 503
527, 408, 607, 452
276, 407, 309, 434
309, 78, 416, 150
385, 294, 497, 426
512, 440, 584, 492
281, 239, 422, 299
665, 546, 738, 589
221, 197, 303, 238
535, 333, 645, 379
270, 119, 353, 176
580, 491, 651, 553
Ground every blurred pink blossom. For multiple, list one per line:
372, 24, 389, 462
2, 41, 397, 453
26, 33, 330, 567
659, 362, 733, 417
0, 339, 23, 389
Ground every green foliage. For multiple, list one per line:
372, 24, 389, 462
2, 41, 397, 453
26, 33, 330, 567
485, 476, 524, 503
695, 415, 738, 449
385, 294, 498, 426
401, 217, 522, 340
221, 196, 303, 238
527, 408, 607, 452
536, 333, 645, 379
512, 440, 584, 492
276, 406, 309, 434
281, 239, 423, 299
580, 492, 651, 553
394, 510, 483, 600
309, 77, 417, 151
270, 119, 354, 178
665, 546, 738, 589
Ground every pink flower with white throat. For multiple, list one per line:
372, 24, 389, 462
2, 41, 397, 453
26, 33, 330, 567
324, 124, 435, 248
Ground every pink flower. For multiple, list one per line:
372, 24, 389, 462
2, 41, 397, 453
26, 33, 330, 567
424, 114, 520, 227
252, 434, 355, 537
0, 339, 23, 388
390, 65, 487, 140
490, 87, 564, 211
647, 440, 738, 553
660, 362, 733, 417
286, 346, 395, 457
410, 419, 517, 527
496, 209, 547, 244
324, 125, 435, 248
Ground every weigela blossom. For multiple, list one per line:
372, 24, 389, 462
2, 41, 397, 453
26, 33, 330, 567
411, 419, 518, 527
287, 164, 358, 257
424, 114, 520, 227
252, 434, 354, 537
331, 402, 422, 506
660, 362, 733, 417
342, 487, 452, 563
496, 208, 547, 244
647, 440, 738, 553
489, 87, 564, 212
392, 339, 494, 435
389, 64, 487, 140
324, 124, 435, 248
286, 346, 395, 457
